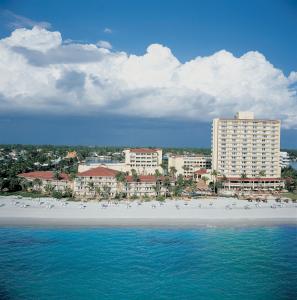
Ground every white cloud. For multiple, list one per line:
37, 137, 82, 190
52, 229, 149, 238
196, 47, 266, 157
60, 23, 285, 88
1, 10, 51, 29
96, 40, 112, 49
0, 26, 296, 128
103, 27, 113, 34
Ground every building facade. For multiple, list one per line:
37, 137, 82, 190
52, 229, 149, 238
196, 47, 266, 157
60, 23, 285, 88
123, 148, 163, 175
168, 154, 211, 177
212, 112, 281, 178
18, 171, 71, 193
74, 166, 170, 198
280, 151, 290, 169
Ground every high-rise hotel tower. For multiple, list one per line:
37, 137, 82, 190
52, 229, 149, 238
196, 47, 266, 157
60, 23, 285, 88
212, 112, 281, 178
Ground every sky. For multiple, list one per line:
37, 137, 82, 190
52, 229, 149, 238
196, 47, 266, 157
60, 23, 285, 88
0, 0, 296, 148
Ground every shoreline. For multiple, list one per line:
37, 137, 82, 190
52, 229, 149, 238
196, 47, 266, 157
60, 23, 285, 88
0, 217, 296, 228
0, 196, 296, 228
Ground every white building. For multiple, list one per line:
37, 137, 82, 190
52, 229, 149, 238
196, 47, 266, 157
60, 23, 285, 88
168, 154, 211, 177
280, 151, 290, 169
212, 112, 281, 178
123, 148, 163, 175
78, 148, 163, 175
74, 166, 170, 198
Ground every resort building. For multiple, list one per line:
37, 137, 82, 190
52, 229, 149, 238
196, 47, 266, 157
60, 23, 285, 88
280, 151, 290, 169
123, 148, 163, 175
74, 167, 119, 198
212, 112, 284, 191
18, 171, 71, 193
221, 177, 285, 192
212, 112, 281, 178
168, 154, 212, 177
74, 166, 170, 198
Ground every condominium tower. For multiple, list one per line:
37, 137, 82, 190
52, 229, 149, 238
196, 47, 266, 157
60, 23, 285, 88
212, 112, 281, 178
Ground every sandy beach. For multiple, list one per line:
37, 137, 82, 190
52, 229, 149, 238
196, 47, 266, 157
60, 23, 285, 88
0, 196, 296, 227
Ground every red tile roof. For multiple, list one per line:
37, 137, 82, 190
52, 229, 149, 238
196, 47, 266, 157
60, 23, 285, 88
194, 169, 207, 175
77, 166, 118, 177
129, 148, 159, 153
18, 171, 69, 181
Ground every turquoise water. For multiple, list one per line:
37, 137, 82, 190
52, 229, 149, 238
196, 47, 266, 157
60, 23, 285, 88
0, 226, 296, 300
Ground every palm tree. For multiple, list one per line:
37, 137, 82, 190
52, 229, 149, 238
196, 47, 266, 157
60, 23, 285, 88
162, 176, 171, 197
53, 170, 62, 180
131, 169, 139, 182
95, 186, 102, 201
33, 178, 42, 192
154, 169, 162, 178
103, 185, 111, 202
115, 172, 127, 200
169, 166, 177, 178
87, 181, 95, 199
44, 183, 55, 196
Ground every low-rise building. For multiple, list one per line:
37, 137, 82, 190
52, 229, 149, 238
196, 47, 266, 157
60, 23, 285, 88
18, 171, 71, 192
74, 167, 118, 198
74, 166, 172, 199
220, 177, 285, 192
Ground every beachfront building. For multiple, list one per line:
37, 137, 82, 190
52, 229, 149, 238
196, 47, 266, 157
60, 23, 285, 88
212, 112, 284, 191
221, 178, 285, 192
280, 151, 290, 169
125, 175, 170, 198
74, 166, 170, 199
123, 148, 163, 175
74, 167, 118, 198
18, 171, 72, 193
168, 154, 212, 177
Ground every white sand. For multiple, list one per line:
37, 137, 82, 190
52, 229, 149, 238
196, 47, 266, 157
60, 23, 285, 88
0, 196, 296, 227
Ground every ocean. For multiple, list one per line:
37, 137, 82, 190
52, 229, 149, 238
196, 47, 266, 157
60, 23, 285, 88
0, 226, 296, 300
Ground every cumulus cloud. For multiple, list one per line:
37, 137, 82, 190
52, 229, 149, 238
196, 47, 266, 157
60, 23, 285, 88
96, 40, 112, 49
0, 26, 297, 128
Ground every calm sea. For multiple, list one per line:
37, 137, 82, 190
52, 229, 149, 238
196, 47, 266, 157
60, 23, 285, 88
0, 226, 296, 300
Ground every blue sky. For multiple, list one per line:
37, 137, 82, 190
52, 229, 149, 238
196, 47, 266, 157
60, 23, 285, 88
0, 0, 296, 148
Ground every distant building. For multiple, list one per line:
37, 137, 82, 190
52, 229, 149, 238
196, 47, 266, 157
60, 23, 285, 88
168, 154, 211, 177
280, 151, 290, 169
78, 148, 163, 175
123, 148, 163, 175
65, 151, 77, 159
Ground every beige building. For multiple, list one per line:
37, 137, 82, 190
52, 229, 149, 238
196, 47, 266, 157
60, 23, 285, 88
123, 148, 163, 175
168, 154, 211, 177
18, 171, 72, 193
212, 112, 281, 178
74, 166, 170, 198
